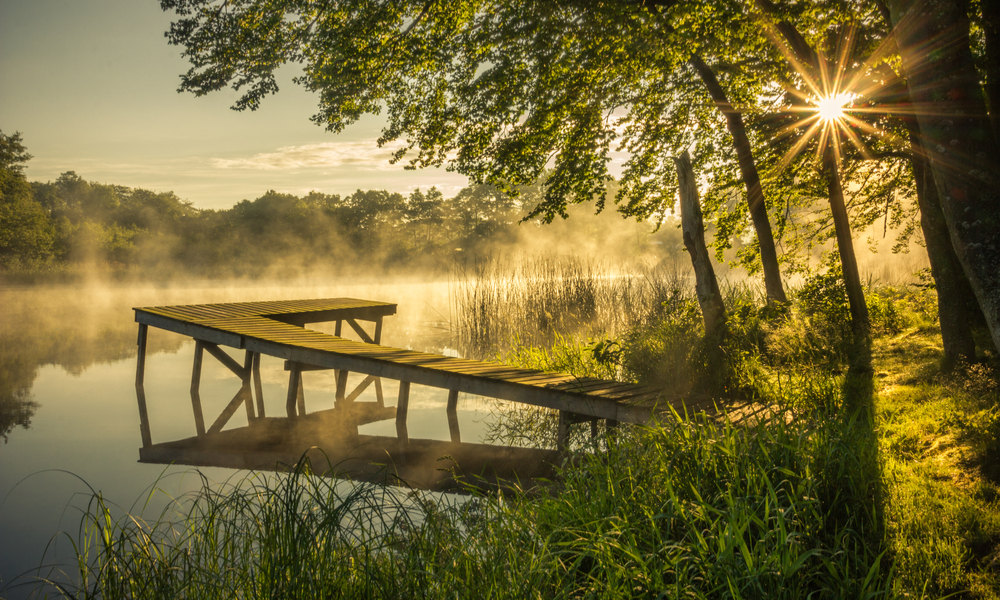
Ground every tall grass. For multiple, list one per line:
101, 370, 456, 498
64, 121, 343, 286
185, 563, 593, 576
25, 396, 895, 599
451, 255, 685, 358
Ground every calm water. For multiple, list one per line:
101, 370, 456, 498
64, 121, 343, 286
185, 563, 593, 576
0, 278, 499, 597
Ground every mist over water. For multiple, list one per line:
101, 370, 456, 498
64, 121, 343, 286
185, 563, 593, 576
0, 275, 498, 597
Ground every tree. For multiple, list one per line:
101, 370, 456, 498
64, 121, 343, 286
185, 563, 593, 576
160, 0, 790, 303
0, 131, 32, 176
0, 134, 55, 266
888, 0, 1000, 356
750, 0, 998, 366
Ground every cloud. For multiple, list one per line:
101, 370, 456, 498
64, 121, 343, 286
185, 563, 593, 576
211, 140, 409, 171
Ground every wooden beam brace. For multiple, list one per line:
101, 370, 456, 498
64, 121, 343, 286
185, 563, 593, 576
346, 318, 375, 344
557, 411, 570, 452
335, 370, 349, 403
283, 361, 333, 372
208, 387, 250, 434
346, 374, 377, 403
203, 343, 249, 379
297, 373, 306, 416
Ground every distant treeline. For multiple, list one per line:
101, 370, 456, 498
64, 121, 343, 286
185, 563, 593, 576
0, 169, 680, 278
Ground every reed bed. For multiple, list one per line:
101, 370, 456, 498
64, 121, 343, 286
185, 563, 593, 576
451, 255, 686, 359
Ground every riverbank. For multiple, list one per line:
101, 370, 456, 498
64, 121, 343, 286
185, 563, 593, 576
19, 282, 996, 599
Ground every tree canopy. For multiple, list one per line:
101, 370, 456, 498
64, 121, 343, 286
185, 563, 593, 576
160, 0, 1000, 359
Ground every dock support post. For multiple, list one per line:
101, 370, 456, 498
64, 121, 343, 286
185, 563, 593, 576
396, 381, 410, 442
605, 419, 619, 446
135, 324, 152, 448
242, 351, 255, 421
373, 317, 385, 406
447, 389, 461, 443
557, 411, 570, 452
252, 352, 265, 418
286, 363, 301, 418
191, 340, 206, 436
335, 370, 349, 406
296, 374, 306, 416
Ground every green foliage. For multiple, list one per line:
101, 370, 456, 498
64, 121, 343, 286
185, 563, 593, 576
0, 130, 32, 176
769, 266, 907, 367
158, 0, 789, 233
0, 157, 56, 268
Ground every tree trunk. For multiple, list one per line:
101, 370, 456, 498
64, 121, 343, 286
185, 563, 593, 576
675, 150, 726, 338
688, 55, 788, 305
824, 145, 872, 372
889, 0, 1000, 356
869, 17, 984, 367
912, 144, 979, 368
982, 0, 1000, 143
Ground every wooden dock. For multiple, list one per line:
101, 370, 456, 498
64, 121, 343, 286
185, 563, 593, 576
133, 298, 688, 483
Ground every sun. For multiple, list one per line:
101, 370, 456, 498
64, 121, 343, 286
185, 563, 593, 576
815, 93, 852, 122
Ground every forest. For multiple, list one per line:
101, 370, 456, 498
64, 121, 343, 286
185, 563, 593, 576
0, 146, 680, 278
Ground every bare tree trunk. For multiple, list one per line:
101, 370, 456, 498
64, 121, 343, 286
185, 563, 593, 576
675, 150, 726, 338
889, 0, 1000, 356
688, 55, 788, 305
824, 145, 872, 372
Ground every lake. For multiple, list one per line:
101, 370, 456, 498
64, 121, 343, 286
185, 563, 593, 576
0, 277, 503, 597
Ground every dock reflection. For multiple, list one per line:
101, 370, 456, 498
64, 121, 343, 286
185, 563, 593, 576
138, 403, 561, 493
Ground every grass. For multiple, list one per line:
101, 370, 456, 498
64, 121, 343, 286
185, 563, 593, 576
451, 255, 685, 359
11, 257, 1000, 599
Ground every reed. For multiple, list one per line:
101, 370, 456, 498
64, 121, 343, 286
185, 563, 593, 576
451, 255, 686, 359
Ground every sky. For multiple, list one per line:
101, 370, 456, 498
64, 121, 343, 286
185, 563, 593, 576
0, 0, 471, 209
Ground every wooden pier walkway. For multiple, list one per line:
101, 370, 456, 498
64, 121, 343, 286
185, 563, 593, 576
132, 298, 685, 465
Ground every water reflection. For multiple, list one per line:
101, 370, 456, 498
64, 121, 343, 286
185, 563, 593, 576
139, 407, 560, 493
0, 286, 185, 442
0, 279, 472, 597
